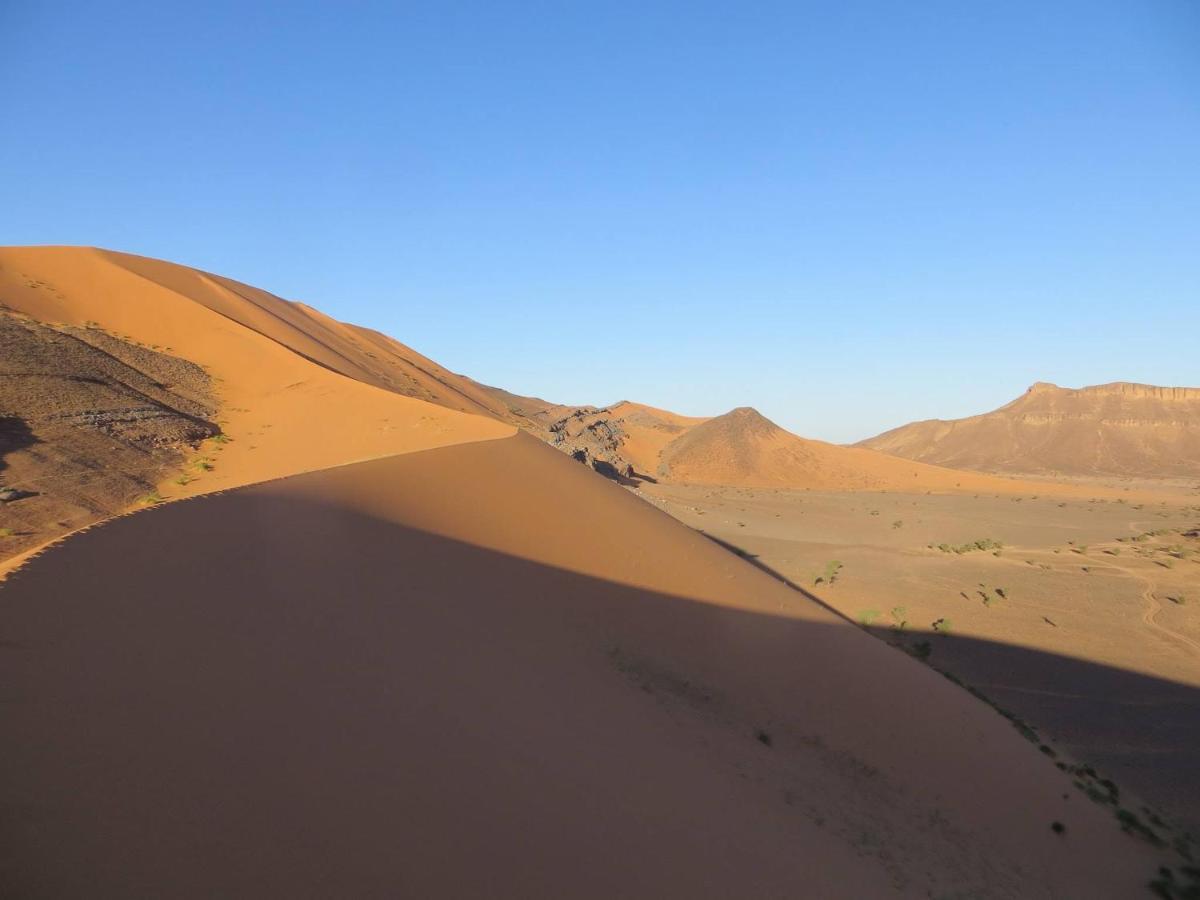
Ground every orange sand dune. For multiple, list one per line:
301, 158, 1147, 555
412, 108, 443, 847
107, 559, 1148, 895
0, 246, 515, 496
0, 433, 1166, 897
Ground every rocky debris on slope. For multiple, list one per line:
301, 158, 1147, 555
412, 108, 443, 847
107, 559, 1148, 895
0, 310, 219, 561
0, 312, 217, 448
546, 407, 642, 483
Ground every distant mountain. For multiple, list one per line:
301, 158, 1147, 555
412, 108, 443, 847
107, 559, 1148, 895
543, 402, 1041, 492
655, 407, 1028, 491
857, 382, 1200, 478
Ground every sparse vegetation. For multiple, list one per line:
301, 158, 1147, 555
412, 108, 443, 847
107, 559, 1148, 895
1116, 808, 1166, 847
935, 538, 1003, 555
812, 560, 843, 586
857, 609, 881, 626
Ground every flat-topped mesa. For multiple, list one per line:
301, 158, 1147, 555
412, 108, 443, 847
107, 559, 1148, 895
860, 379, 1200, 477
1026, 381, 1200, 403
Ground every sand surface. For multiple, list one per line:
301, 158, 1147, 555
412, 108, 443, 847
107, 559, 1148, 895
0, 246, 516, 568
0, 433, 1173, 897
643, 479, 1200, 835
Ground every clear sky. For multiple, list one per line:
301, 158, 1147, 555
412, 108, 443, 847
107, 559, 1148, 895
2, 1, 1197, 442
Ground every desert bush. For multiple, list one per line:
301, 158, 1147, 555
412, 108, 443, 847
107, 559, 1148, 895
936, 538, 1002, 554
813, 560, 843, 586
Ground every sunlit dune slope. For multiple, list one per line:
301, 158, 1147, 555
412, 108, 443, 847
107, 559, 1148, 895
858, 381, 1200, 478
0, 245, 516, 496
0, 432, 1164, 898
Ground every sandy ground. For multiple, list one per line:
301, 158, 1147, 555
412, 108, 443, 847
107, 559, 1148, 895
641, 479, 1200, 836
0, 246, 516, 574
0, 434, 1177, 898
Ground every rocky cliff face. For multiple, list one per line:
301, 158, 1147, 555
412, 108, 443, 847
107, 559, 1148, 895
858, 382, 1200, 478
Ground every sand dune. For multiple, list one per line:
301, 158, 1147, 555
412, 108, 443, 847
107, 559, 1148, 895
0, 433, 1167, 897
859, 381, 1200, 478
0, 246, 515, 564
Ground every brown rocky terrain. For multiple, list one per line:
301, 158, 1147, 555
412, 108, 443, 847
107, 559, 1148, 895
858, 381, 1200, 479
0, 309, 218, 559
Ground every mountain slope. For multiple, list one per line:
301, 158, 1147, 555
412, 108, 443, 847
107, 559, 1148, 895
657, 406, 1064, 492
858, 381, 1200, 478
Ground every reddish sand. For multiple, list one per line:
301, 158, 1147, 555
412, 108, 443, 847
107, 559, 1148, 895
0, 246, 515, 499
0, 434, 1168, 897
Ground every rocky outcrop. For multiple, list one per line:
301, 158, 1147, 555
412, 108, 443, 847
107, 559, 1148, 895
857, 381, 1200, 478
545, 407, 641, 482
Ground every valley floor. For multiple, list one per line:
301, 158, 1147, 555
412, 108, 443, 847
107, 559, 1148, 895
640, 479, 1200, 838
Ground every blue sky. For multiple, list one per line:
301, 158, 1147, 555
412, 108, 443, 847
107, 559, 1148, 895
2, 1, 1197, 442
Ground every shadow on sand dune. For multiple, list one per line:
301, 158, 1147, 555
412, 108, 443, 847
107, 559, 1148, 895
0, 472, 1196, 897
696, 531, 1200, 837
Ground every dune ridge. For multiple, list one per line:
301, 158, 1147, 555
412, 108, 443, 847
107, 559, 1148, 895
0, 246, 519, 563
0, 432, 1169, 897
